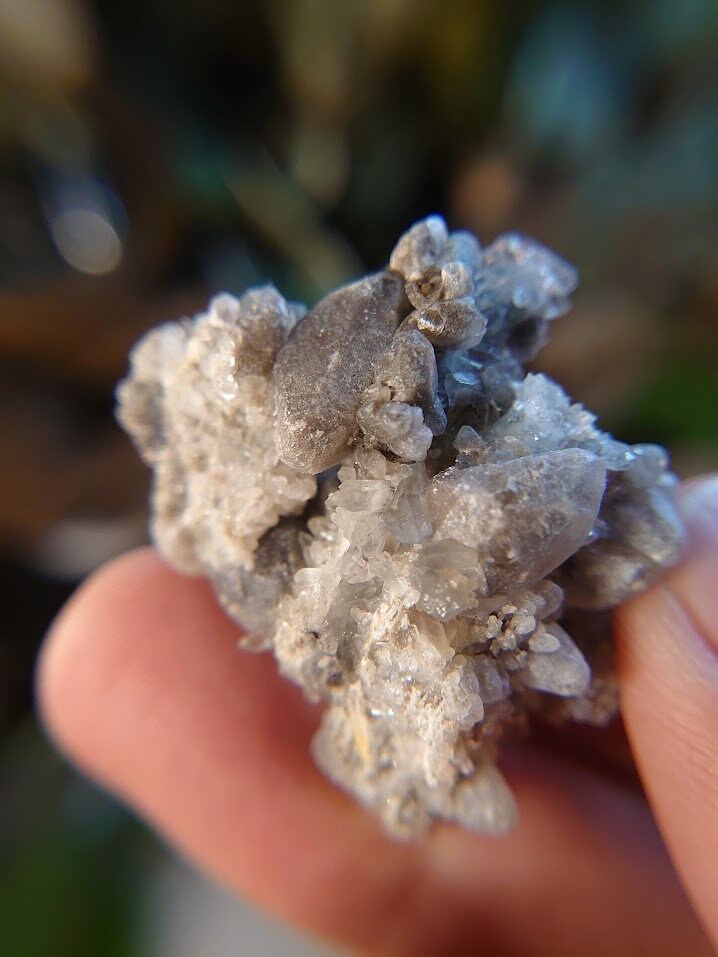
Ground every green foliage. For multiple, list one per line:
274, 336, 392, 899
1, 723, 151, 957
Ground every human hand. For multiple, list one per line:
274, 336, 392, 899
36, 478, 718, 956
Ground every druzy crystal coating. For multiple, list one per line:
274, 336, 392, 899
117, 217, 683, 837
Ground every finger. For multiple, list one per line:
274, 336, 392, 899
617, 476, 718, 946
37, 549, 710, 956
36, 548, 422, 953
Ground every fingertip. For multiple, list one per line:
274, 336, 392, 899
36, 547, 166, 760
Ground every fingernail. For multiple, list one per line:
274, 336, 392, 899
669, 475, 718, 653
679, 474, 718, 529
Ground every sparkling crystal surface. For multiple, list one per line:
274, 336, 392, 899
117, 217, 684, 838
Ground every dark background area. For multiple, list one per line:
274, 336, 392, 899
1, 1, 717, 953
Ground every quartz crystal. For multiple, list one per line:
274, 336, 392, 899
117, 217, 684, 838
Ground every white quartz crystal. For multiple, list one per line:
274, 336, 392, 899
117, 217, 684, 838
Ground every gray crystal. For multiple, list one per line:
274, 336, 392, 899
116, 215, 684, 839
518, 622, 591, 696
272, 269, 410, 473
428, 449, 607, 594
389, 215, 450, 280
404, 297, 488, 349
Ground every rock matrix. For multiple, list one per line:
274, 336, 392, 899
117, 217, 683, 837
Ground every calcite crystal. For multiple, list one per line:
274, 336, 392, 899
117, 217, 684, 838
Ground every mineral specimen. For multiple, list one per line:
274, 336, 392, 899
116, 216, 684, 838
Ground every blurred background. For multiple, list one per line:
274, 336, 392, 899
1, 0, 716, 953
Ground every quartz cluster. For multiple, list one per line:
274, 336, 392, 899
117, 216, 684, 838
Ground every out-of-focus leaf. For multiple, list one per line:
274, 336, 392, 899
504, 7, 627, 165
619, 361, 718, 445
1, 722, 153, 957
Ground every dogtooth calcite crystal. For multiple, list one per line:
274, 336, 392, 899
117, 216, 684, 838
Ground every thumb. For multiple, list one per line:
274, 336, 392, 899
616, 475, 718, 946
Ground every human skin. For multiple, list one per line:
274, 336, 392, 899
36, 478, 718, 956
